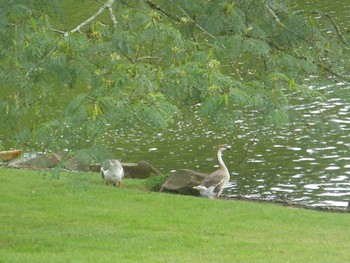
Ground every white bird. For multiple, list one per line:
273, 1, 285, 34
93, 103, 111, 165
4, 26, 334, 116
100, 159, 124, 188
193, 144, 232, 199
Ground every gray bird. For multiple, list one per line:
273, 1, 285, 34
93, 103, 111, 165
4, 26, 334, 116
100, 159, 124, 188
193, 144, 232, 199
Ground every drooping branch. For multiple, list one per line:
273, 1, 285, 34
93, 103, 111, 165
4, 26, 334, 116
265, 2, 284, 27
144, 0, 215, 39
177, 6, 215, 39
264, 2, 300, 38
26, 0, 118, 78
268, 39, 350, 83
144, 0, 181, 22
265, 3, 348, 52
311, 11, 347, 45
64, 0, 117, 37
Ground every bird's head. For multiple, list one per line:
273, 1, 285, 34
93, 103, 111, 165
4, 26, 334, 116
219, 144, 232, 151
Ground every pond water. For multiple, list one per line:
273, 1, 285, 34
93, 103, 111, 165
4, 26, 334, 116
4, 1, 350, 208
75, 0, 350, 208
106, 81, 350, 208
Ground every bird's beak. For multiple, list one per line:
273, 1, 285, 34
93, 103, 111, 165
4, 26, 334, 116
227, 145, 232, 150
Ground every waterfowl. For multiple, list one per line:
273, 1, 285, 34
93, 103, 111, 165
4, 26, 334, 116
193, 144, 232, 199
100, 159, 124, 187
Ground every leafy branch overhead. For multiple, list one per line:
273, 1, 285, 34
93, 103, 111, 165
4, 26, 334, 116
0, 0, 349, 151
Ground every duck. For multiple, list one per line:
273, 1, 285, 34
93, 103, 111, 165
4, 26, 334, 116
100, 159, 124, 188
193, 144, 232, 199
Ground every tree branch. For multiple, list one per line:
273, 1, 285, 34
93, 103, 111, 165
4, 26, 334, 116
144, 0, 181, 22
264, 2, 296, 36
144, 0, 215, 39
107, 4, 118, 27
177, 6, 215, 39
64, 0, 116, 37
310, 11, 347, 45
266, 3, 348, 47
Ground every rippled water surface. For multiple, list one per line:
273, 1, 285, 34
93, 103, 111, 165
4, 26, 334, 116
107, 81, 350, 208
104, 0, 350, 207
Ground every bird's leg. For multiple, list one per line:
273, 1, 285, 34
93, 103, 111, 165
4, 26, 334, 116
118, 181, 122, 188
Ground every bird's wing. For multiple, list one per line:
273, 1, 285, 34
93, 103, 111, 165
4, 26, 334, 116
201, 171, 225, 188
100, 168, 105, 180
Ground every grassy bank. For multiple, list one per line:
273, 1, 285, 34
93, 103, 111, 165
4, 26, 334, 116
1, 168, 350, 262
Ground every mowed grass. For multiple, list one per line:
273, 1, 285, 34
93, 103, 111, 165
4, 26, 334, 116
1, 168, 350, 262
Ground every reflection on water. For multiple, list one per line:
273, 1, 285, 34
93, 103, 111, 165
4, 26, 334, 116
98, 82, 350, 208
59, 0, 350, 208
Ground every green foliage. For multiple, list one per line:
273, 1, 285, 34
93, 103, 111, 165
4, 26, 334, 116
0, 0, 349, 154
144, 174, 169, 192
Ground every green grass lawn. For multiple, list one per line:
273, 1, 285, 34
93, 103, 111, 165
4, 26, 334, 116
1, 167, 350, 262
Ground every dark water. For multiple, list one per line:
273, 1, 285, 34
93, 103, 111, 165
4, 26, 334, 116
107, 82, 350, 208
98, 0, 350, 208
4, 0, 350, 208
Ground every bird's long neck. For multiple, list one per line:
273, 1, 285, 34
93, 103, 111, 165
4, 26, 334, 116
217, 149, 228, 170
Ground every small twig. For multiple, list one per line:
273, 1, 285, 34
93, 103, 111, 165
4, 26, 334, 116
264, 2, 296, 36
312, 11, 347, 45
265, 2, 283, 26
26, 47, 58, 79
178, 6, 215, 39
236, 126, 261, 167
136, 56, 162, 62
294, 10, 348, 45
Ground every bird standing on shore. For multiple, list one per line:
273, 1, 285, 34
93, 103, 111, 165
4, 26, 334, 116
100, 159, 124, 188
194, 144, 232, 199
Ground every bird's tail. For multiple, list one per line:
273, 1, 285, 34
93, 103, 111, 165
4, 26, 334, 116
193, 185, 206, 190
193, 185, 216, 199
